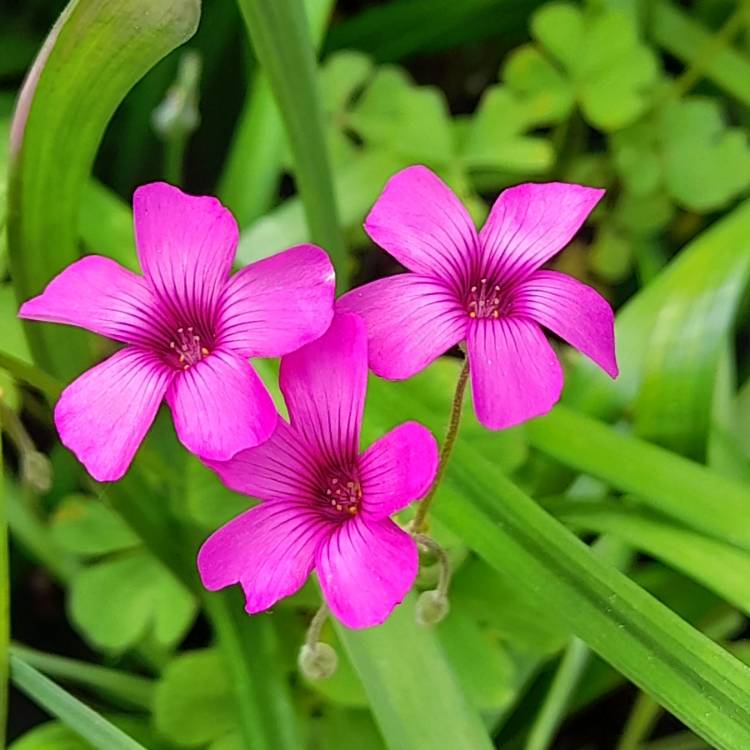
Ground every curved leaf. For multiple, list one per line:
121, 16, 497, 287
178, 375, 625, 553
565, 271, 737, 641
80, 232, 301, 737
7, 0, 200, 378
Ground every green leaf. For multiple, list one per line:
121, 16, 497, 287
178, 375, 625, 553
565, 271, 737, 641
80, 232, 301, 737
235, 0, 347, 290
347, 67, 453, 164
51, 495, 140, 558
530, 2, 659, 130
434, 457, 750, 750
70, 552, 195, 653
7, 0, 200, 378
10, 656, 148, 750
335, 594, 494, 750
320, 50, 374, 117
182, 458, 250, 530
502, 45, 574, 124
556, 504, 750, 617
662, 98, 750, 212
462, 86, 555, 173
10, 644, 154, 711
651, 0, 750, 108
9, 722, 92, 750
527, 406, 750, 553
238, 149, 404, 262
0, 421, 7, 745
436, 607, 517, 712
563, 197, 750, 456
154, 649, 236, 748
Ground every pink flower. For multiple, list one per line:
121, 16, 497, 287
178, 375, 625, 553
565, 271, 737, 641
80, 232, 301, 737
20, 183, 335, 481
197, 313, 439, 629
338, 166, 618, 430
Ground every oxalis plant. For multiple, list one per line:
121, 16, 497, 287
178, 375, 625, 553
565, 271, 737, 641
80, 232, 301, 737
3, 2, 750, 750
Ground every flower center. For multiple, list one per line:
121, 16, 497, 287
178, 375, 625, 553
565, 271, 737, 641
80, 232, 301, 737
320, 470, 362, 518
169, 326, 209, 370
465, 278, 511, 320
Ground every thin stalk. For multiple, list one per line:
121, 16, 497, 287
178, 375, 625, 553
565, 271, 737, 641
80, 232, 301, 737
525, 638, 591, 750
617, 692, 661, 750
412, 359, 469, 534
163, 135, 187, 186
304, 603, 330, 647
235, 0, 347, 290
524, 537, 634, 750
0, 351, 62, 400
665, 2, 750, 102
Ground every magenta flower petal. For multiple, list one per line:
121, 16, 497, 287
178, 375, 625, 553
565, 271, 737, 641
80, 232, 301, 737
19, 256, 161, 348
200, 312, 438, 626
280, 312, 367, 461
197, 502, 331, 613
55, 349, 173, 481
337, 274, 467, 379
513, 270, 618, 377
167, 349, 277, 461
316, 516, 418, 628
204, 420, 318, 503
360, 422, 439, 520
479, 182, 604, 284
467, 317, 563, 430
217, 244, 335, 358
364, 165, 479, 285
133, 182, 238, 320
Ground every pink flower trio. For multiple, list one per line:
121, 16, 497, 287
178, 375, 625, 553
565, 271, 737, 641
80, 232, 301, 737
20, 167, 618, 628
19, 182, 335, 481
339, 166, 618, 429
198, 313, 439, 628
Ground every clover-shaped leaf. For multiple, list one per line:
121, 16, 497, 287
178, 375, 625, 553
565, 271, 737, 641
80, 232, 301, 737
346, 65, 454, 164
55, 495, 196, 653
70, 551, 196, 653
462, 86, 555, 174
662, 98, 750, 211
529, 2, 659, 131
51, 494, 139, 557
154, 649, 236, 748
612, 97, 750, 212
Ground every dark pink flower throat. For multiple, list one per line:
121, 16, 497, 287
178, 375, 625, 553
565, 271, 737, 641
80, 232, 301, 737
168, 325, 211, 370
318, 467, 362, 520
464, 277, 513, 320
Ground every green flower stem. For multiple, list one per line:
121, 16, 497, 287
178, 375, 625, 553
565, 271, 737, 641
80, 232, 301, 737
411, 358, 469, 534
305, 603, 330, 647
616, 692, 661, 750
0, 351, 62, 400
163, 134, 187, 186
235, 0, 347, 290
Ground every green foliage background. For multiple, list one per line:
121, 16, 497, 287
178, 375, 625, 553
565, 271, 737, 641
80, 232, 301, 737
2, 1, 750, 749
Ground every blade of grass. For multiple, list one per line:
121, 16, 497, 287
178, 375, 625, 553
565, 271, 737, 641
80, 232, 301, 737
235, 0, 347, 289
555, 503, 750, 618
7, 0, 200, 378
0, 420, 7, 746
202, 590, 303, 750
527, 406, 750, 552
10, 655, 147, 750
10, 644, 154, 711
334, 594, 494, 750
651, 0, 750, 107
219, 0, 334, 226
433, 454, 750, 750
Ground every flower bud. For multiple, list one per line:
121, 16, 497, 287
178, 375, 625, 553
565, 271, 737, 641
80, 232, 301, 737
152, 51, 201, 140
415, 589, 449, 627
298, 642, 338, 681
21, 451, 52, 494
